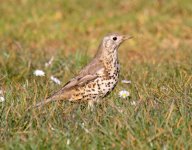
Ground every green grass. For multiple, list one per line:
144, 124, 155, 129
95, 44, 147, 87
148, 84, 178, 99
0, 0, 192, 149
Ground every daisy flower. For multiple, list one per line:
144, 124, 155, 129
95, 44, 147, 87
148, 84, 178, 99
0, 96, 5, 102
67, 139, 70, 145
119, 90, 130, 98
121, 80, 131, 84
33, 70, 45, 76
50, 76, 61, 85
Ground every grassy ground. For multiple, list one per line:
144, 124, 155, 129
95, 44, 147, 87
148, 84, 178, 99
0, 0, 192, 149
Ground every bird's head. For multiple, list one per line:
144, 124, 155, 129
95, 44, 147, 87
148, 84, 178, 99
94, 33, 132, 59
99, 33, 132, 55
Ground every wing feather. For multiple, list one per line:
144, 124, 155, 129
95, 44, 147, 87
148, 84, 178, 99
62, 58, 104, 90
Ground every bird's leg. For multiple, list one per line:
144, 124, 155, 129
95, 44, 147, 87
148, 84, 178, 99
88, 97, 101, 110
88, 100, 94, 111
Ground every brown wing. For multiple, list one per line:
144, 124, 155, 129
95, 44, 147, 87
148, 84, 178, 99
63, 74, 98, 89
48, 58, 104, 100
62, 57, 103, 89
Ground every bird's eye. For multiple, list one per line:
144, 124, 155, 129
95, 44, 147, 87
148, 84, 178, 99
113, 37, 117, 41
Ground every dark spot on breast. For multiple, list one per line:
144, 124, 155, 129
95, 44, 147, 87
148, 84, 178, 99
93, 83, 96, 87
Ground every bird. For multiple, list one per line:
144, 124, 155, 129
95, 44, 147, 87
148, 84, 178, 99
33, 33, 132, 109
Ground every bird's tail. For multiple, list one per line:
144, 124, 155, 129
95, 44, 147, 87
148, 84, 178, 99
34, 97, 56, 108
26, 89, 72, 111
26, 95, 61, 111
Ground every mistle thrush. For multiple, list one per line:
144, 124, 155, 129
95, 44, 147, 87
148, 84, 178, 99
34, 33, 132, 108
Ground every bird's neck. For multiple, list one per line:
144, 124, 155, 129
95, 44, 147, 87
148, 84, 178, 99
101, 49, 119, 75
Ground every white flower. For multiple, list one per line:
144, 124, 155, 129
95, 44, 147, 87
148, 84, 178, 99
121, 80, 131, 84
45, 57, 54, 67
50, 76, 61, 85
33, 70, 45, 76
0, 96, 5, 102
130, 101, 136, 106
67, 139, 70, 145
119, 90, 130, 98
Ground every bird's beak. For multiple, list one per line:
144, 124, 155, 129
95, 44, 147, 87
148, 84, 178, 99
122, 35, 133, 41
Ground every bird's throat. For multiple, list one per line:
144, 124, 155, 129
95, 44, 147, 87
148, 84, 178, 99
102, 49, 119, 76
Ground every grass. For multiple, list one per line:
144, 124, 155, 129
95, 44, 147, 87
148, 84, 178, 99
0, 0, 192, 149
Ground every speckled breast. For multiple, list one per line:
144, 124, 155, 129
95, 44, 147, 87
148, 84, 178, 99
82, 65, 120, 101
